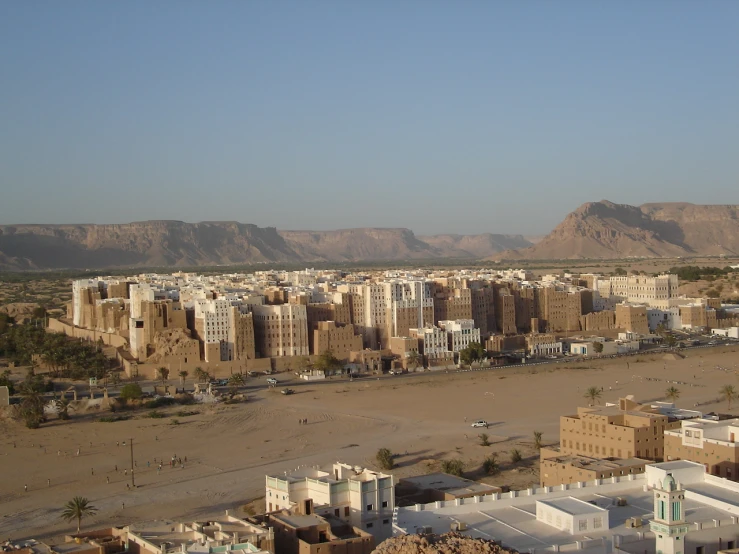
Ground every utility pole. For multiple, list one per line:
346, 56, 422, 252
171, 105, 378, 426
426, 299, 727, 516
129, 438, 135, 487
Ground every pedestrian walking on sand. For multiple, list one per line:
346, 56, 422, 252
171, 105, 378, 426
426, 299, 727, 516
24, 484, 27, 493
147, 461, 150, 468
124, 469, 127, 476
122, 502, 125, 510
184, 456, 187, 463
47, 479, 50, 487
106, 476, 110, 484
91, 468, 94, 476
115, 464, 118, 471
117, 441, 119, 447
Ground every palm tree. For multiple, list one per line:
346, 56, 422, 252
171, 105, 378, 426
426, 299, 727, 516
720, 385, 737, 411
55, 398, 71, 420
665, 386, 680, 403
533, 430, 543, 450
178, 370, 189, 387
61, 496, 97, 534
406, 351, 423, 371
584, 386, 602, 405
194, 367, 209, 383
157, 367, 170, 386
228, 373, 245, 395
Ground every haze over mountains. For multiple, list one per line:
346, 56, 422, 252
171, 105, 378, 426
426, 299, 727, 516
1, 201, 737, 270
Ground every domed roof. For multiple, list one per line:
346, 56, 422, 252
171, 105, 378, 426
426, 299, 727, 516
662, 474, 677, 491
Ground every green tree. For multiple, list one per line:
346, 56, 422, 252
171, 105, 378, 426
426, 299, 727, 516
60, 496, 98, 534
478, 433, 491, 447
296, 356, 312, 374
584, 386, 602, 405
592, 342, 604, 354
441, 459, 465, 477
18, 388, 45, 429
376, 448, 395, 470
228, 372, 245, 395
157, 367, 170, 386
720, 385, 737, 411
194, 367, 211, 383
533, 430, 543, 450
0, 369, 15, 395
406, 351, 423, 371
313, 351, 343, 375
665, 335, 677, 348
510, 449, 523, 463
178, 370, 189, 387
665, 386, 680, 403
459, 342, 486, 368
119, 383, 143, 401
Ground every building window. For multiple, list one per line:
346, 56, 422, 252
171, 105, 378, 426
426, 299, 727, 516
345, 507, 350, 516
593, 517, 602, 529
366, 523, 373, 529
367, 504, 373, 511
579, 520, 588, 531
382, 501, 388, 508
383, 519, 390, 524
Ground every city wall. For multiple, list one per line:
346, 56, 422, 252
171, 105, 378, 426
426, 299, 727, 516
48, 318, 129, 349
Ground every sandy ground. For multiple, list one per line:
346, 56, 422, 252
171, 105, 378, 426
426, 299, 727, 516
2, 345, 739, 540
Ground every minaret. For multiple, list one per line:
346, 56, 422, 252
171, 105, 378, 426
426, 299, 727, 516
650, 473, 689, 554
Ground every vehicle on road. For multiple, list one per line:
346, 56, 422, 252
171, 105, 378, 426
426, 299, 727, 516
471, 420, 488, 428
281, 388, 294, 395
266, 378, 278, 385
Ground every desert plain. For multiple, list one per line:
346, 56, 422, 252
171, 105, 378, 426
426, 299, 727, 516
1, 345, 739, 541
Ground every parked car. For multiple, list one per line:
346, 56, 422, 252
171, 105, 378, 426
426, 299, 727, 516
281, 388, 295, 395
471, 420, 488, 428
266, 378, 278, 385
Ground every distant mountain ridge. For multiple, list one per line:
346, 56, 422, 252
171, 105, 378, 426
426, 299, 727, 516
0, 221, 532, 270
496, 201, 739, 260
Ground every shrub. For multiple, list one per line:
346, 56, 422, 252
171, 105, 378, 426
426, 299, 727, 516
376, 448, 395, 470
99, 415, 131, 423
482, 456, 500, 475
144, 397, 176, 409
510, 449, 523, 463
144, 411, 166, 419
175, 410, 198, 417
441, 459, 465, 477
478, 433, 491, 446
120, 383, 143, 401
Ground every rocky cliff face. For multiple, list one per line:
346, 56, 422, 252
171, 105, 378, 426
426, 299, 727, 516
0, 221, 530, 269
496, 201, 739, 259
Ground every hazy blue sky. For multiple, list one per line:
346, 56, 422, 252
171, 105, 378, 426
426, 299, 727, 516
1, 1, 738, 235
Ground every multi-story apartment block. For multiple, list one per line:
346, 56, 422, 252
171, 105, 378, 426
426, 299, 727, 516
409, 326, 452, 363
664, 418, 739, 480
595, 274, 678, 308
312, 321, 363, 360
438, 319, 481, 352
433, 286, 473, 324
469, 285, 496, 337
615, 304, 650, 334
252, 304, 309, 358
265, 463, 395, 542
559, 397, 686, 461
494, 289, 517, 335
192, 298, 232, 362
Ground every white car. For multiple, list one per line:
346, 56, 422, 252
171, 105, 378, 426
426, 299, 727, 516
266, 378, 278, 385
471, 420, 488, 428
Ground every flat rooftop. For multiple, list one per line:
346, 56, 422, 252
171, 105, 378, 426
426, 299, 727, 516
401, 473, 500, 495
538, 497, 607, 515
395, 476, 739, 554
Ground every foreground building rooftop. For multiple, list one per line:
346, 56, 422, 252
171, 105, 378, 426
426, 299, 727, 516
392, 461, 739, 554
